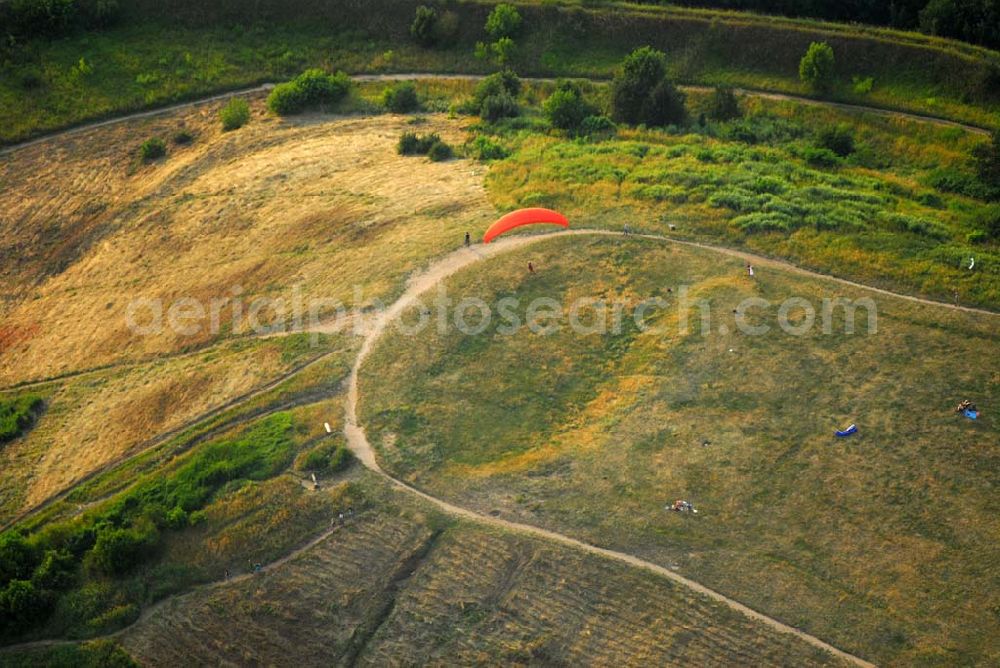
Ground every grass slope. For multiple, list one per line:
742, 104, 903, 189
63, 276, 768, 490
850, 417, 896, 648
2, 0, 999, 144
360, 235, 999, 665
116, 474, 846, 667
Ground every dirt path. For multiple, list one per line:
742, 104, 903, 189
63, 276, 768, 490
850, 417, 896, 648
0, 73, 989, 159
341, 229, 900, 667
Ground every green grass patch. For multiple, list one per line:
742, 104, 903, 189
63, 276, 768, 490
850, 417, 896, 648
0, 394, 44, 445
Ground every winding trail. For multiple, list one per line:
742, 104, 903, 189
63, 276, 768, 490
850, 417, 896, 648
343, 229, 888, 667
0, 72, 990, 159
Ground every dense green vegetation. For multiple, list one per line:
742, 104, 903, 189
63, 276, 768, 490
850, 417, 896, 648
0, 395, 44, 445
0, 639, 138, 667
0, 412, 301, 641
456, 68, 999, 307
2, 1, 999, 144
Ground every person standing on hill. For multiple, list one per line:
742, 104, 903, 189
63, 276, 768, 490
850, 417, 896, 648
528, 261, 535, 274
465, 231, 471, 247
747, 263, 755, 278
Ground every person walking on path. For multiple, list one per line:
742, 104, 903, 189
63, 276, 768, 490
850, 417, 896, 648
464, 231, 471, 247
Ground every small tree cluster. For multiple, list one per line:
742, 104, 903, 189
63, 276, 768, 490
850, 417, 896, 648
610, 47, 686, 127
267, 69, 351, 116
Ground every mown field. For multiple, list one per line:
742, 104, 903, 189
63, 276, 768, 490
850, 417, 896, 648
359, 235, 1000, 666
2, 0, 999, 145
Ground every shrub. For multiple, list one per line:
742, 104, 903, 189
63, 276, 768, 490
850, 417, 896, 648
398, 132, 440, 155
977, 204, 1000, 240
19, 69, 43, 90
267, 69, 351, 116
799, 42, 835, 93
31, 549, 75, 591
0, 532, 38, 584
172, 129, 194, 145
470, 71, 520, 121
480, 91, 519, 122
410, 5, 438, 47
299, 443, 354, 474
802, 146, 840, 168
138, 137, 166, 162
427, 140, 454, 161
926, 167, 994, 199
219, 97, 250, 131
87, 523, 158, 576
467, 135, 509, 161
645, 78, 687, 127
544, 80, 596, 131
580, 115, 616, 138
382, 81, 419, 113
0, 579, 49, 635
435, 10, 460, 46
485, 3, 522, 40
852, 75, 874, 94
610, 47, 685, 127
707, 87, 741, 121
816, 124, 855, 157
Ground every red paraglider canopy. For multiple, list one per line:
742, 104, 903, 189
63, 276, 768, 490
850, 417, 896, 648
483, 208, 569, 243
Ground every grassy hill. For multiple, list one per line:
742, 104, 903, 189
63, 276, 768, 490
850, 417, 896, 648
2, 0, 999, 144
360, 234, 999, 665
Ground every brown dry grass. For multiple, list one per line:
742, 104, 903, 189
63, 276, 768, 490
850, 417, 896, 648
0, 335, 333, 523
0, 96, 492, 386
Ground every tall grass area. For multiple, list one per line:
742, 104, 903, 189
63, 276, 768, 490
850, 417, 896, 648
359, 235, 999, 665
2, 0, 999, 144
482, 91, 1000, 309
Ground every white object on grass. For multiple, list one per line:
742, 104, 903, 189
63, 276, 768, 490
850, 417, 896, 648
324, 422, 332, 433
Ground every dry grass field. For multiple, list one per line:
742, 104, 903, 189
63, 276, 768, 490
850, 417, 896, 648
0, 97, 493, 386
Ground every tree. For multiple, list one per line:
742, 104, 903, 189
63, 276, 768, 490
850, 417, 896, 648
799, 42, 835, 93
485, 3, 522, 40
544, 80, 597, 131
610, 47, 685, 127
410, 5, 438, 47
0, 579, 49, 635
706, 87, 741, 121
